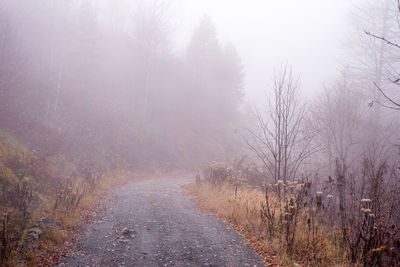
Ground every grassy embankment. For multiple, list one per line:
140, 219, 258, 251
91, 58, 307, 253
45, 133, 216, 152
0, 130, 139, 266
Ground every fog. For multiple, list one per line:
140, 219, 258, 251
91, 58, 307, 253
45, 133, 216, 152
175, 0, 351, 102
0, 0, 400, 265
104, 0, 351, 102
0, 0, 399, 168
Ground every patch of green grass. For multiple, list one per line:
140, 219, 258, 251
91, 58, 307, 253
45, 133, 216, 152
0, 130, 28, 157
0, 162, 19, 185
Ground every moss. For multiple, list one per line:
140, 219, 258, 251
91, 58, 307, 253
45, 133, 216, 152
0, 130, 28, 156
0, 162, 19, 185
0, 130, 29, 186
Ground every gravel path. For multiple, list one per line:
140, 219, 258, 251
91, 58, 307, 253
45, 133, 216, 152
57, 176, 265, 267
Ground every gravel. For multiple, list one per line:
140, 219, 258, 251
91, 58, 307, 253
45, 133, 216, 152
57, 176, 265, 267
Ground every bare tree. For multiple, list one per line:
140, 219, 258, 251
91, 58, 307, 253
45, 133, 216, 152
346, 0, 400, 114
322, 78, 361, 162
365, 24, 400, 110
312, 71, 364, 245
130, 0, 172, 123
245, 66, 315, 183
348, 0, 400, 111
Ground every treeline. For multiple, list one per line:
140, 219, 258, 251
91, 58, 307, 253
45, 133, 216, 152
0, 0, 244, 171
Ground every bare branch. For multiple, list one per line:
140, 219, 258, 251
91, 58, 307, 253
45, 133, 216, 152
373, 81, 400, 109
365, 31, 400, 49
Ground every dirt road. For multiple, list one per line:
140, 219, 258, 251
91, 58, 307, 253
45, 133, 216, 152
57, 177, 264, 267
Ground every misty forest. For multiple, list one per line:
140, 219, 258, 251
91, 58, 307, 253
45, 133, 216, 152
0, 0, 399, 266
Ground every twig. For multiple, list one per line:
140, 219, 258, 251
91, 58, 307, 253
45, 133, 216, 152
372, 82, 400, 109
365, 31, 400, 49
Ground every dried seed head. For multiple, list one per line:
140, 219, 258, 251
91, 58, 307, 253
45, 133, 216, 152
369, 214, 375, 218
277, 180, 284, 185
327, 194, 334, 199
363, 208, 372, 213
361, 198, 372, 203
317, 191, 323, 196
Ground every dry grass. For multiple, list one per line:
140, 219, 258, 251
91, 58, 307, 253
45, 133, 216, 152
187, 181, 349, 267
17, 170, 145, 266
187, 182, 282, 265
189, 182, 265, 232
37, 170, 138, 228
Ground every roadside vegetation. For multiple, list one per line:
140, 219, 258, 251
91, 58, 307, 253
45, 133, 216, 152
0, 130, 138, 266
189, 156, 400, 266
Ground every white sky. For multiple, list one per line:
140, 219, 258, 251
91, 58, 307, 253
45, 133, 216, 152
171, 0, 352, 104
